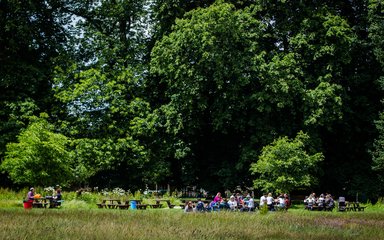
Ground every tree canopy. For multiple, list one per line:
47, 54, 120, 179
0, 0, 383, 199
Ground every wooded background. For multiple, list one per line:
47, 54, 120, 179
1, 0, 384, 200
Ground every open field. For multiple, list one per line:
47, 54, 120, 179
1, 188, 384, 240
1, 207, 384, 240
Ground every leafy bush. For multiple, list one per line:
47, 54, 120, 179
63, 199, 91, 209
0, 188, 26, 200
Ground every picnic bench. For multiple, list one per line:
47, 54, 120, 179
118, 200, 130, 210
96, 199, 121, 209
149, 203, 162, 209
130, 199, 148, 210
106, 199, 121, 209
32, 198, 49, 208
136, 204, 148, 210
338, 199, 366, 212
349, 202, 366, 211
33, 201, 49, 208
96, 202, 106, 208
156, 200, 175, 209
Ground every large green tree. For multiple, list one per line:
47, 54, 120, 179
0, 0, 73, 186
0, 0, 69, 156
250, 131, 324, 193
150, 1, 352, 191
1, 114, 72, 186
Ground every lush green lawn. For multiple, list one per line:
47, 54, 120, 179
1, 206, 384, 240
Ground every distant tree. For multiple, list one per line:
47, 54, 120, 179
369, 0, 384, 195
0, 114, 72, 186
0, 0, 70, 158
250, 131, 324, 193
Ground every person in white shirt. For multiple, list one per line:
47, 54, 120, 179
259, 193, 267, 208
266, 193, 274, 211
305, 194, 315, 210
317, 194, 325, 210
278, 194, 285, 210
227, 195, 237, 211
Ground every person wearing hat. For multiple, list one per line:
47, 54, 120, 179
246, 194, 255, 212
27, 188, 35, 201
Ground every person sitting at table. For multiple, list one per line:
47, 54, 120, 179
184, 201, 195, 213
213, 192, 222, 203
227, 195, 237, 211
51, 189, 62, 207
325, 194, 335, 211
266, 193, 275, 211
277, 193, 285, 210
219, 198, 229, 210
305, 194, 315, 211
246, 194, 255, 212
195, 198, 205, 212
317, 194, 325, 211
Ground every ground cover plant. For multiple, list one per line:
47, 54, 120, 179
1, 189, 384, 240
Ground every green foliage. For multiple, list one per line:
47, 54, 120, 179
259, 204, 268, 215
0, 0, 70, 161
369, 0, 384, 195
150, 0, 355, 191
0, 0, 382, 199
53, 63, 163, 186
0, 99, 39, 157
1, 115, 72, 186
250, 131, 324, 193
369, 0, 384, 67
371, 111, 384, 191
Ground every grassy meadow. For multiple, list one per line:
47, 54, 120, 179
1, 188, 384, 240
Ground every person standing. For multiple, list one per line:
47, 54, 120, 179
27, 188, 35, 201
267, 193, 275, 211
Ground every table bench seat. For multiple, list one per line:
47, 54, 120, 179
136, 204, 148, 210
33, 202, 48, 208
118, 204, 130, 210
96, 203, 106, 208
150, 204, 162, 209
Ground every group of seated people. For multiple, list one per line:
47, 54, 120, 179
184, 192, 291, 213
303, 192, 334, 211
259, 192, 291, 211
27, 187, 63, 208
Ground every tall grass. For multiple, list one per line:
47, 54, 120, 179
1, 188, 384, 239
0, 208, 383, 240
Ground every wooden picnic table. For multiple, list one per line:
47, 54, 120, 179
156, 199, 175, 209
346, 201, 366, 211
128, 199, 148, 210
96, 199, 122, 209
106, 199, 121, 209
32, 197, 49, 208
